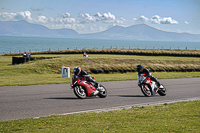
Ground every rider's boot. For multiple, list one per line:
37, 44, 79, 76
91, 82, 99, 96
96, 83, 104, 92
92, 90, 99, 96
157, 81, 161, 88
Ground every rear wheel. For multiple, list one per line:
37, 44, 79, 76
73, 86, 86, 99
158, 84, 167, 96
98, 85, 107, 98
141, 84, 154, 97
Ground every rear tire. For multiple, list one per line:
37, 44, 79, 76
73, 86, 87, 99
140, 84, 154, 97
98, 85, 107, 98
157, 84, 167, 96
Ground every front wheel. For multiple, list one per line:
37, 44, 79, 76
157, 84, 167, 96
73, 86, 86, 99
140, 84, 155, 97
98, 85, 107, 98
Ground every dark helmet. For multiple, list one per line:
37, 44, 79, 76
136, 64, 143, 72
74, 67, 81, 75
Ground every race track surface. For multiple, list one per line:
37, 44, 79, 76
0, 78, 200, 121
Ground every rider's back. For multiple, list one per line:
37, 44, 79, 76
138, 68, 151, 76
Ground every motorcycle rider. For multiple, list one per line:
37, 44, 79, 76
136, 64, 160, 88
73, 66, 100, 88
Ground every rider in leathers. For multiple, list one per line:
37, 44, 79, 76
74, 67, 99, 88
136, 64, 160, 87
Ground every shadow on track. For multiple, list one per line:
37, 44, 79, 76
44, 97, 78, 100
44, 96, 101, 100
108, 95, 145, 97
118, 95, 145, 97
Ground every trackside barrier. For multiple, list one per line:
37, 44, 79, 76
12, 57, 55, 65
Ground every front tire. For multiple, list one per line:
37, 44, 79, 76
157, 84, 167, 96
98, 85, 107, 98
73, 86, 86, 99
140, 84, 154, 97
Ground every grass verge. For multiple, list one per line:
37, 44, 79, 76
0, 54, 200, 86
1, 100, 200, 132
0, 72, 200, 86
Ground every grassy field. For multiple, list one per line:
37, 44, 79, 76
0, 100, 200, 132
0, 53, 200, 86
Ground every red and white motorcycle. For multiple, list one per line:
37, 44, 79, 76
137, 74, 167, 97
70, 75, 107, 99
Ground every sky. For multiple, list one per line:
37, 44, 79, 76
0, 0, 200, 34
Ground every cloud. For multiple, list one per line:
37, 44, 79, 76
63, 12, 70, 18
36, 15, 48, 23
0, 11, 76, 25
184, 21, 189, 24
93, 12, 116, 21
133, 15, 178, 24
30, 7, 44, 12
0, 11, 32, 21
151, 15, 178, 24
137, 15, 149, 23
35, 15, 76, 25
79, 12, 117, 23
101, 12, 116, 20
79, 13, 96, 23
116, 17, 128, 24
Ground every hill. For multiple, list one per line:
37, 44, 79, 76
83, 24, 200, 41
0, 20, 79, 38
0, 20, 200, 41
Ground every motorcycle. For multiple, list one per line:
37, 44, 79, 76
137, 74, 167, 97
70, 75, 107, 99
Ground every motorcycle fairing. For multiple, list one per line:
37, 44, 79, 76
139, 75, 158, 92
76, 80, 97, 97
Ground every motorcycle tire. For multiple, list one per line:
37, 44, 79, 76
157, 84, 167, 96
73, 86, 87, 99
141, 84, 155, 97
98, 85, 107, 98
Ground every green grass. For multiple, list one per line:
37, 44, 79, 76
0, 54, 200, 86
1, 72, 200, 86
1, 100, 200, 132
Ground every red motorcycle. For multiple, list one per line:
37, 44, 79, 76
70, 75, 107, 99
137, 74, 167, 97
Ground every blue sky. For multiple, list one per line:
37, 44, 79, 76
0, 0, 200, 34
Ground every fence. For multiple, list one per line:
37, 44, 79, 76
1, 46, 198, 55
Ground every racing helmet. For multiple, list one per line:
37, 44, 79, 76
74, 67, 81, 75
136, 64, 143, 72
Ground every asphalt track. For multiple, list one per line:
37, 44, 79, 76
0, 78, 200, 121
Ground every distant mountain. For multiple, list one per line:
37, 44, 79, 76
0, 20, 79, 38
0, 20, 200, 42
82, 24, 200, 41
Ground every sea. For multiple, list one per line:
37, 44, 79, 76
0, 36, 200, 54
